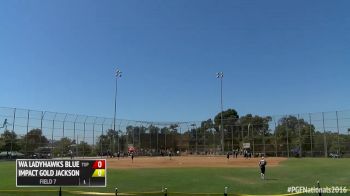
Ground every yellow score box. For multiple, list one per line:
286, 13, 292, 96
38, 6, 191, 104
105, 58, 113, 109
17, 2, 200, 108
92, 169, 105, 177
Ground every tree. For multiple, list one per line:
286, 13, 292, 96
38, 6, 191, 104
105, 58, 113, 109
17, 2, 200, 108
21, 129, 49, 154
106, 129, 118, 139
160, 127, 169, 150
214, 109, 239, 128
239, 114, 272, 137
0, 136, 3, 150
212, 109, 239, 151
0, 130, 21, 152
96, 129, 116, 155
148, 125, 160, 134
169, 124, 179, 133
53, 137, 73, 157
96, 134, 109, 155
275, 116, 315, 156
199, 119, 214, 149
77, 141, 92, 156
201, 119, 214, 131
147, 125, 160, 151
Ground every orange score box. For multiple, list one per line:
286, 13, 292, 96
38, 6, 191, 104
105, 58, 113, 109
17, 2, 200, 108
92, 169, 105, 177
92, 160, 106, 169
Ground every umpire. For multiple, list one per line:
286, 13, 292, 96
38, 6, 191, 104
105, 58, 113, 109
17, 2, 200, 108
259, 156, 267, 180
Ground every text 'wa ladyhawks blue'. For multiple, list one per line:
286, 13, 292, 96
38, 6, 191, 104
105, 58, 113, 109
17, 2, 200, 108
17, 160, 80, 177
18, 160, 80, 168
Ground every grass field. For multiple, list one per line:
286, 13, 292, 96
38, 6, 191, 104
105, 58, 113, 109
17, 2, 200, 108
0, 158, 349, 196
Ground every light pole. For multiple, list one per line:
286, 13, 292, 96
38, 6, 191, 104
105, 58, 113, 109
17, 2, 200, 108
113, 69, 122, 155
216, 72, 224, 152
117, 121, 122, 153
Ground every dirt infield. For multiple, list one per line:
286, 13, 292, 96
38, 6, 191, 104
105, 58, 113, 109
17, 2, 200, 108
107, 156, 287, 169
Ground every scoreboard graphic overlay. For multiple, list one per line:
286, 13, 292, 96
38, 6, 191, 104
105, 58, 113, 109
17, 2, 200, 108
16, 159, 106, 187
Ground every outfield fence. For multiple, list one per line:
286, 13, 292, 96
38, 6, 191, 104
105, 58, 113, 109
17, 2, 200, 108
0, 107, 350, 158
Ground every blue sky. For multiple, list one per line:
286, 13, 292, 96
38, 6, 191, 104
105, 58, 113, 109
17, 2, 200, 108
1, 0, 350, 122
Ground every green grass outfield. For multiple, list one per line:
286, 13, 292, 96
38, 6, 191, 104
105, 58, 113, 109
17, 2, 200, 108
0, 158, 349, 196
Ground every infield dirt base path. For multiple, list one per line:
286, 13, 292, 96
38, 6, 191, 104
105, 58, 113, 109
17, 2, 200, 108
107, 156, 287, 169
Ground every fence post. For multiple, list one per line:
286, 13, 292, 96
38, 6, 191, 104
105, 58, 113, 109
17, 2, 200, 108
83, 121, 86, 158
149, 124, 152, 151
204, 125, 206, 152
118, 121, 122, 153
317, 181, 322, 196
139, 123, 142, 151
179, 126, 182, 153
263, 129, 266, 156
165, 128, 167, 151
63, 114, 67, 138
297, 114, 302, 157
231, 126, 233, 151
336, 111, 340, 155
133, 126, 135, 147
25, 110, 30, 156
52, 113, 57, 158
322, 112, 327, 157
274, 119, 278, 157
83, 117, 88, 158
156, 128, 159, 153
11, 108, 16, 159
74, 115, 78, 157
286, 118, 290, 157
212, 126, 215, 154
101, 118, 106, 158
309, 113, 313, 157
252, 124, 255, 157
110, 123, 113, 156
92, 117, 97, 155
77, 134, 79, 157
224, 186, 228, 196
62, 114, 67, 157
241, 125, 244, 149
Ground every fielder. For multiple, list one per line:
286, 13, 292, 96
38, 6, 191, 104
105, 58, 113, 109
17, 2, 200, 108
259, 156, 267, 180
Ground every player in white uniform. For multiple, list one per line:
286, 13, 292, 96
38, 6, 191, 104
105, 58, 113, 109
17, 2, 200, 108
259, 156, 267, 180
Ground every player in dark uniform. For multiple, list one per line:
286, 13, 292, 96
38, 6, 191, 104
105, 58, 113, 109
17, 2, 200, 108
168, 151, 172, 160
69, 150, 73, 159
259, 156, 267, 180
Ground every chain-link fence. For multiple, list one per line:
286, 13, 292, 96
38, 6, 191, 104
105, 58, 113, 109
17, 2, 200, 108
0, 107, 349, 159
